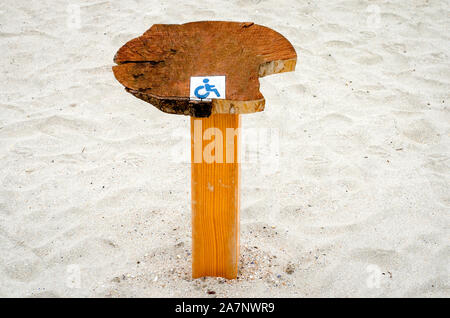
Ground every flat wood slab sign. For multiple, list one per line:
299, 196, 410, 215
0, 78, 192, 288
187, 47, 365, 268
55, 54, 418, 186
113, 21, 297, 117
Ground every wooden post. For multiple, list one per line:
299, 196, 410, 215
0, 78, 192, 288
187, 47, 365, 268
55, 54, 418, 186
112, 21, 296, 280
191, 114, 240, 279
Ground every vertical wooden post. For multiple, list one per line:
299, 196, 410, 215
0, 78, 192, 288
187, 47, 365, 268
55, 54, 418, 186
113, 21, 297, 280
191, 113, 240, 279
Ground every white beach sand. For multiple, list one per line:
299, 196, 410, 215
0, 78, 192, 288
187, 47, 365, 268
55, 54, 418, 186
0, 0, 449, 297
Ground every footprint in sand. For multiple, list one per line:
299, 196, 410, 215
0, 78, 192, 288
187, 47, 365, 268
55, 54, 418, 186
401, 119, 439, 144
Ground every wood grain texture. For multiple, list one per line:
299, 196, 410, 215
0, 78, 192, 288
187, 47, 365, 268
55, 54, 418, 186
113, 21, 296, 117
191, 114, 240, 279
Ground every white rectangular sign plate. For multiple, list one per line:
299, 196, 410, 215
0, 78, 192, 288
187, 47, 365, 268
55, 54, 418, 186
190, 76, 226, 101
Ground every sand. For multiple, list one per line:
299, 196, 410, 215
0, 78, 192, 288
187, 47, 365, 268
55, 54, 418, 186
0, 0, 449, 297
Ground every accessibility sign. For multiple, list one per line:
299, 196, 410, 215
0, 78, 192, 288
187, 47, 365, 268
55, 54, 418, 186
190, 76, 226, 101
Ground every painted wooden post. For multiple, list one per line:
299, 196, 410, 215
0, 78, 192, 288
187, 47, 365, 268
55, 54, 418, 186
112, 21, 296, 279
191, 114, 240, 279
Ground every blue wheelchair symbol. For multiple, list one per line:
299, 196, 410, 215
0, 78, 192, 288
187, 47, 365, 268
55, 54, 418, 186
194, 79, 220, 99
